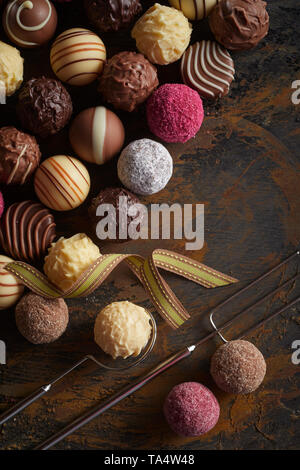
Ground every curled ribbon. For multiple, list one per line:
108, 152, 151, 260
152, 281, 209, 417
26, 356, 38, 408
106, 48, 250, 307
6, 249, 238, 329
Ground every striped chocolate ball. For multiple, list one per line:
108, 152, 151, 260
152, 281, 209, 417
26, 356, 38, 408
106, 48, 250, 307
0, 255, 24, 310
169, 0, 219, 20
50, 27, 106, 86
34, 155, 90, 211
69, 106, 125, 165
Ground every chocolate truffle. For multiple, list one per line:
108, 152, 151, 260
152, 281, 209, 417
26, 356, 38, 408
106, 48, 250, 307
17, 77, 73, 138
164, 382, 220, 437
94, 301, 152, 359
0, 41, 23, 96
117, 139, 173, 195
98, 51, 159, 112
84, 0, 142, 33
0, 201, 56, 262
169, 0, 220, 20
44, 233, 101, 291
0, 126, 41, 185
50, 28, 106, 86
0, 255, 24, 310
0, 192, 4, 219
181, 40, 235, 100
210, 340, 266, 394
15, 293, 69, 344
209, 0, 269, 51
3, 0, 57, 48
89, 187, 144, 242
34, 155, 90, 211
69, 106, 125, 165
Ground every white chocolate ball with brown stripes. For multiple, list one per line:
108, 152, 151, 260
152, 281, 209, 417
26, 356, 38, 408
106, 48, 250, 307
34, 155, 90, 211
0, 255, 24, 310
50, 27, 106, 86
69, 106, 125, 165
169, 0, 219, 20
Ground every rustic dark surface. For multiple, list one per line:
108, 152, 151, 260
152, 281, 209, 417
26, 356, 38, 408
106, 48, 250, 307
0, 0, 299, 451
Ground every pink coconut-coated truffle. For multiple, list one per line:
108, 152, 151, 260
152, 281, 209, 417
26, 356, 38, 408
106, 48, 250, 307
163, 382, 220, 437
146, 83, 204, 143
0, 192, 4, 219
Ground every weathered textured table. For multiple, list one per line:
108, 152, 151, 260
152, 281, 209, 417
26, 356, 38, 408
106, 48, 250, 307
0, 0, 299, 450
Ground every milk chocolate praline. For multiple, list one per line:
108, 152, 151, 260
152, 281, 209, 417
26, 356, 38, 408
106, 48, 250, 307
84, 0, 142, 32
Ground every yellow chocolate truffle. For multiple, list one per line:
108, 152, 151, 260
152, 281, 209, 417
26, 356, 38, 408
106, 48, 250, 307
0, 41, 23, 96
44, 233, 101, 291
131, 3, 192, 65
0, 255, 24, 309
94, 301, 152, 359
169, 0, 219, 20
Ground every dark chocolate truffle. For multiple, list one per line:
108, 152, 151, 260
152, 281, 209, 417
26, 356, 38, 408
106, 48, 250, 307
17, 77, 73, 138
89, 187, 144, 242
0, 200, 56, 262
209, 0, 269, 51
15, 293, 69, 344
84, 0, 142, 33
98, 51, 158, 112
0, 126, 41, 185
210, 340, 266, 394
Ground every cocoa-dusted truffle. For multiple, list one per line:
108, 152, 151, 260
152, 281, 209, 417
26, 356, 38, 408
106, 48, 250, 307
0, 126, 41, 185
15, 293, 69, 344
17, 77, 73, 138
84, 0, 142, 33
209, 0, 269, 51
98, 51, 158, 112
210, 340, 266, 394
89, 187, 144, 242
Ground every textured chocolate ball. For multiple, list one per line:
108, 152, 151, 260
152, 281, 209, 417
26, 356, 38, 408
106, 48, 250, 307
209, 0, 269, 51
84, 0, 142, 33
210, 340, 266, 394
0, 126, 41, 185
15, 293, 69, 344
98, 51, 158, 112
17, 77, 73, 138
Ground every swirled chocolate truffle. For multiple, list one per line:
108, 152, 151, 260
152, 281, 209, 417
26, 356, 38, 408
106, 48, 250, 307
84, 0, 142, 33
209, 0, 269, 50
17, 77, 73, 138
0, 126, 41, 185
98, 51, 158, 112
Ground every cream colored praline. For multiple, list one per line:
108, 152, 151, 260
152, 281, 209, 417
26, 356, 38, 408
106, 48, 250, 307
0, 255, 24, 309
0, 41, 23, 96
44, 233, 101, 291
94, 301, 152, 359
131, 3, 192, 65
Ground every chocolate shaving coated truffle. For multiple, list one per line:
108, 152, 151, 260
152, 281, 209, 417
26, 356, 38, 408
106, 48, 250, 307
98, 51, 158, 112
17, 77, 73, 138
84, 0, 142, 32
209, 0, 269, 50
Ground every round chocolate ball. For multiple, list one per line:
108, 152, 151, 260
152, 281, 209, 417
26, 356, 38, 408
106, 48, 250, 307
117, 139, 173, 195
15, 293, 69, 344
84, 0, 142, 33
3, 0, 57, 48
69, 106, 125, 165
89, 187, 144, 242
98, 51, 158, 112
0, 126, 41, 185
209, 0, 269, 51
164, 382, 220, 437
17, 77, 73, 138
210, 340, 266, 394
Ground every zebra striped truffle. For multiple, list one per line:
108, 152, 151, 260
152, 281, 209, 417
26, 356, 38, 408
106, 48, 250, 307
181, 40, 235, 100
0, 255, 24, 310
0, 201, 56, 262
169, 0, 219, 19
69, 106, 125, 165
50, 28, 106, 86
34, 155, 90, 211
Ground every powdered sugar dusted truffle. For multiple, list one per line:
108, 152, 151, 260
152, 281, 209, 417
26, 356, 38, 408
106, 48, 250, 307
164, 382, 220, 436
210, 340, 266, 394
117, 139, 173, 195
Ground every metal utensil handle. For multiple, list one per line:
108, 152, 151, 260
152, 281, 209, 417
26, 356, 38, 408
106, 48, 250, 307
0, 385, 50, 426
35, 346, 193, 450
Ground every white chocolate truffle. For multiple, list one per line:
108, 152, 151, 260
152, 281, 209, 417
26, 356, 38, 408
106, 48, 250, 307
94, 301, 152, 359
44, 233, 101, 291
0, 41, 23, 96
0, 255, 24, 309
